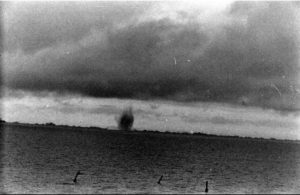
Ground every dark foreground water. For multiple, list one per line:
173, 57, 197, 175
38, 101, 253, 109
1, 124, 300, 194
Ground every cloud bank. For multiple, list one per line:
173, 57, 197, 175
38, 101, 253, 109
2, 94, 299, 140
3, 1, 300, 110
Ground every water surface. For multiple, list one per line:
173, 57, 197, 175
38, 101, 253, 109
1, 124, 300, 193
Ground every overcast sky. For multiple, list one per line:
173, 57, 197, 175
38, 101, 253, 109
2, 1, 300, 139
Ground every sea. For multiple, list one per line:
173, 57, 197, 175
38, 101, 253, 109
1, 123, 300, 194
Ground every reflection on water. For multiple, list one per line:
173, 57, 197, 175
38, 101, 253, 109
1, 124, 300, 193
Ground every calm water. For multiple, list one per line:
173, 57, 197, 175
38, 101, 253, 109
1, 124, 300, 194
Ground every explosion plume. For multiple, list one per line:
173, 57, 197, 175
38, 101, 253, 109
117, 106, 134, 131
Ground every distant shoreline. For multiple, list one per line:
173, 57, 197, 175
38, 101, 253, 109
1, 121, 299, 143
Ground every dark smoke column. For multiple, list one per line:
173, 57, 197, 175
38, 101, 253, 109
118, 107, 134, 131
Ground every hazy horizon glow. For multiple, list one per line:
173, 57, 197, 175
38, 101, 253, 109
2, 91, 299, 140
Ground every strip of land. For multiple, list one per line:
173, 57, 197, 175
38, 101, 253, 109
0, 120, 299, 143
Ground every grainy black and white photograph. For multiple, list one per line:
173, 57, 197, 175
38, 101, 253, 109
1, 0, 300, 194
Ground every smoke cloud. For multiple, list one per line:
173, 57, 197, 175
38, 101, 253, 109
117, 106, 134, 131
3, 1, 300, 110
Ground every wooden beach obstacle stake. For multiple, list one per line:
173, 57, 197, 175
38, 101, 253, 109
205, 181, 208, 193
157, 175, 163, 185
73, 170, 83, 184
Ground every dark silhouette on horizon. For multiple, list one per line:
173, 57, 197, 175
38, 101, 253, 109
157, 175, 163, 185
118, 107, 134, 131
73, 170, 83, 184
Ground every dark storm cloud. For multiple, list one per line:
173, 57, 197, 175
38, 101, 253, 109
4, 1, 151, 53
3, 1, 300, 110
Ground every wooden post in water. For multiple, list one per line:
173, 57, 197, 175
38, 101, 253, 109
73, 170, 83, 184
205, 181, 208, 193
157, 175, 163, 185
